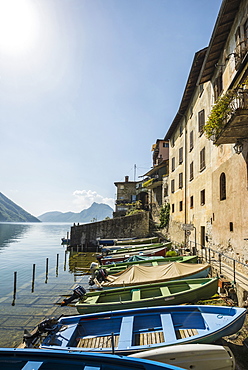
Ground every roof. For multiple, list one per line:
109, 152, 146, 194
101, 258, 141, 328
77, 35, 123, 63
198, 0, 241, 84
143, 159, 168, 177
164, 48, 207, 140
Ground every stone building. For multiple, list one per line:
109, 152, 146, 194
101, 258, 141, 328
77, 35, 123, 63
113, 176, 137, 217
164, 0, 248, 260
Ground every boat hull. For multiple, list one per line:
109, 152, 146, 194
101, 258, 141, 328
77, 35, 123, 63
40, 305, 246, 355
76, 278, 218, 314
0, 348, 183, 370
130, 344, 235, 370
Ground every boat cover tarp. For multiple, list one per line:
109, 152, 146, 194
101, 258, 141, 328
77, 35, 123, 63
102, 262, 210, 287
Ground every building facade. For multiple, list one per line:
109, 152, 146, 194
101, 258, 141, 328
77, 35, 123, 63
164, 0, 248, 261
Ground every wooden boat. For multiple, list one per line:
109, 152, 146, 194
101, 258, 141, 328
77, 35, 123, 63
99, 245, 169, 265
130, 343, 235, 370
100, 262, 211, 288
101, 255, 198, 275
40, 305, 246, 355
101, 242, 170, 256
75, 278, 218, 314
116, 236, 160, 246
0, 348, 183, 370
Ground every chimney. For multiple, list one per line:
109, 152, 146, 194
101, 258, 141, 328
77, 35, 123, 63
125, 176, 129, 182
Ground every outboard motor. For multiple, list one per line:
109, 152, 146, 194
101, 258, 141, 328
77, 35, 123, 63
23, 317, 58, 347
61, 285, 86, 306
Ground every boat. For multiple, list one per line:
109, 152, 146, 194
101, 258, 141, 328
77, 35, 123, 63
100, 255, 198, 275
98, 245, 169, 265
0, 348, 185, 370
75, 278, 218, 314
38, 305, 246, 355
99, 262, 211, 288
116, 236, 160, 246
100, 242, 171, 256
130, 343, 235, 370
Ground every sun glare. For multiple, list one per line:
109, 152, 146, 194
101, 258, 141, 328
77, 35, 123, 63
0, 0, 38, 54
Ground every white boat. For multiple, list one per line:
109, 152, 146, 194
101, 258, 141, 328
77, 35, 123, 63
130, 343, 235, 370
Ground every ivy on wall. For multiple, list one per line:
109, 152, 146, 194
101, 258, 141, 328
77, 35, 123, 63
159, 203, 170, 228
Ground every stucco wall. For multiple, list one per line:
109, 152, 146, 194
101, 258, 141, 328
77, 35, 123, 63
70, 211, 150, 249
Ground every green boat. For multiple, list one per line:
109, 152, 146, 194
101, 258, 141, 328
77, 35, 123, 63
75, 277, 218, 314
101, 255, 198, 275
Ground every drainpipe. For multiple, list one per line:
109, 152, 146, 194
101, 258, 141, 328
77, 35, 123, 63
184, 116, 188, 247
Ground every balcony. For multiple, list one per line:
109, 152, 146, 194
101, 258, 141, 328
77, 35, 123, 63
213, 91, 248, 145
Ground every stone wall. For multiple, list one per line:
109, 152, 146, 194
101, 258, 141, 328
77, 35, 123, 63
70, 211, 150, 250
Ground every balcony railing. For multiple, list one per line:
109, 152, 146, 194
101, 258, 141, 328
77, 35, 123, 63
214, 90, 248, 145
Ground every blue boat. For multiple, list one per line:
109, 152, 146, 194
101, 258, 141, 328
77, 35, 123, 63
38, 305, 246, 355
0, 348, 185, 370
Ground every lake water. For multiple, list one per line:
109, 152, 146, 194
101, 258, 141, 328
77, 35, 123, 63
0, 222, 95, 348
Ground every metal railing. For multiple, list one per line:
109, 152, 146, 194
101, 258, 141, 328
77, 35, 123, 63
177, 240, 248, 288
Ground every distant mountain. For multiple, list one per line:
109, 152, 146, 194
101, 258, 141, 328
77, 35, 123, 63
38, 202, 113, 222
0, 192, 40, 222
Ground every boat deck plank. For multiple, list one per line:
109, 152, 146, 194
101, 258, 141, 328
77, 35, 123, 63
135, 331, 164, 345
77, 335, 119, 348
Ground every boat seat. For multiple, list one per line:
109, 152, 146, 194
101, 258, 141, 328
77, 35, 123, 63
118, 316, 134, 349
77, 335, 119, 348
176, 328, 198, 339
160, 313, 177, 342
131, 289, 141, 301
84, 367, 101, 370
22, 361, 43, 370
88, 296, 99, 304
151, 261, 158, 266
160, 287, 170, 296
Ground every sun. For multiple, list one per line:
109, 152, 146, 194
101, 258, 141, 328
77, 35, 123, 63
0, 0, 38, 54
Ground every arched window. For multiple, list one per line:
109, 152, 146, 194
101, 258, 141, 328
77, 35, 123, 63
220, 172, 226, 200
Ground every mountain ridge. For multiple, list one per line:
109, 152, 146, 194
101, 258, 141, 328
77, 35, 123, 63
0, 192, 40, 222
38, 202, 113, 222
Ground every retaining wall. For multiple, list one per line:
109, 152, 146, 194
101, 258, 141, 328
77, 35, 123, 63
70, 211, 150, 250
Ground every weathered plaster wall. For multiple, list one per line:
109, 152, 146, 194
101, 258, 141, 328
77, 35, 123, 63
70, 211, 150, 249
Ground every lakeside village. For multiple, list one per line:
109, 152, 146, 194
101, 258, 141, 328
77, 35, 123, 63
4, 1, 248, 370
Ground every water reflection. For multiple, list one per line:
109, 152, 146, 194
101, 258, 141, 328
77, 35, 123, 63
68, 249, 97, 275
0, 223, 31, 250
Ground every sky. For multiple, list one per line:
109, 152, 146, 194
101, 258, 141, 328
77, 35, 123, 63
0, 0, 222, 217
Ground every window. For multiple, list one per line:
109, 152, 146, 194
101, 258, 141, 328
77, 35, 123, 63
179, 201, 183, 211
230, 222, 234, 232
189, 131, 194, 151
214, 74, 223, 101
200, 189, 205, 205
189, 162, 194, 181
199, 84, 204, 97
220, 172, 226, 200
172, 204, 175, 213
198, 109, 205, 134
179, 147, 183, 164
171, 157, 175, 172
171, 179, 175, 193
179, 124, 183, 136
190, 196, 194, 208
179, 172, 183, 189
120, 185, 124, 190
163, 142, 169, 148
200, 147, 206, 171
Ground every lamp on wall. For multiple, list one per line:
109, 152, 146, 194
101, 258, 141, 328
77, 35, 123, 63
233, 139, 243, 154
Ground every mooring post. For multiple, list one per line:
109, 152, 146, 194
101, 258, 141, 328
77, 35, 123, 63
56, 254, 59, 277
12, 271, 17, 306
32, 264, 36, 292
64, 250, 67, 271
45, 258, 49, 283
